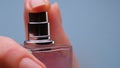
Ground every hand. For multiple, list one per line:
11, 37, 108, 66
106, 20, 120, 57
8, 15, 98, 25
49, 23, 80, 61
0, 0, 79, 68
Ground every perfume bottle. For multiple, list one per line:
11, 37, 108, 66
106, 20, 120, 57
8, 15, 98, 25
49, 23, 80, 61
24, 12, 72, 68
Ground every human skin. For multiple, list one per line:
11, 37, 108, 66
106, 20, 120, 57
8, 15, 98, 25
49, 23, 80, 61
0, 0, 79, 68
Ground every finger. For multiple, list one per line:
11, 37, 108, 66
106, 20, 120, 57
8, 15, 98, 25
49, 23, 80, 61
24, 0, 50, 40
48, 3, 80, 68
48, 3, 71, 45
0, 36, 45, 68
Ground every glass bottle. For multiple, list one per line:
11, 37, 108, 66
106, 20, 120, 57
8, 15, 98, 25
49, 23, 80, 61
24, 12, 73, 68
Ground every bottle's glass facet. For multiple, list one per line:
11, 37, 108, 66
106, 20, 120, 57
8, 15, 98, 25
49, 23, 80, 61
24, 44, 72, 68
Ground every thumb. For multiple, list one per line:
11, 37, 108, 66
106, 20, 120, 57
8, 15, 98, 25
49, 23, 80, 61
0, 36, 45, 68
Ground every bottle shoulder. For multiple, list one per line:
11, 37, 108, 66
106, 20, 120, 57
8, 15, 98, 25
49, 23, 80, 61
24, 44, 72, 52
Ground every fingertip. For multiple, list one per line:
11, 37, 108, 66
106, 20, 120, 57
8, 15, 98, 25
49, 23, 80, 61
24, 0, 50, 12
52, 2, 61, 15
30, 0, 50, 12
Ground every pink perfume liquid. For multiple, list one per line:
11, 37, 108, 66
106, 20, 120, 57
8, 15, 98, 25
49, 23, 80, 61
24, 44, 72, 68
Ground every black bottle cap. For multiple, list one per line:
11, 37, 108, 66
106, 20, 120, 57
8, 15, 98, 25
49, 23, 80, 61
29, 12, 47, 22
25, 12, 54, 45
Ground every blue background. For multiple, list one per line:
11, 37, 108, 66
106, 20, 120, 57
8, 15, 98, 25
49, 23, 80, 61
0, 0, 120, 68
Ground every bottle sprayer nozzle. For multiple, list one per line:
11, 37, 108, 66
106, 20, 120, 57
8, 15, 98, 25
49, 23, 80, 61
24, 12, 54, 45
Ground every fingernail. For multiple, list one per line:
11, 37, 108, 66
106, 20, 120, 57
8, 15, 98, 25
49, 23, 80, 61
19, 58, 43, 68
30, 0, 46, 8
